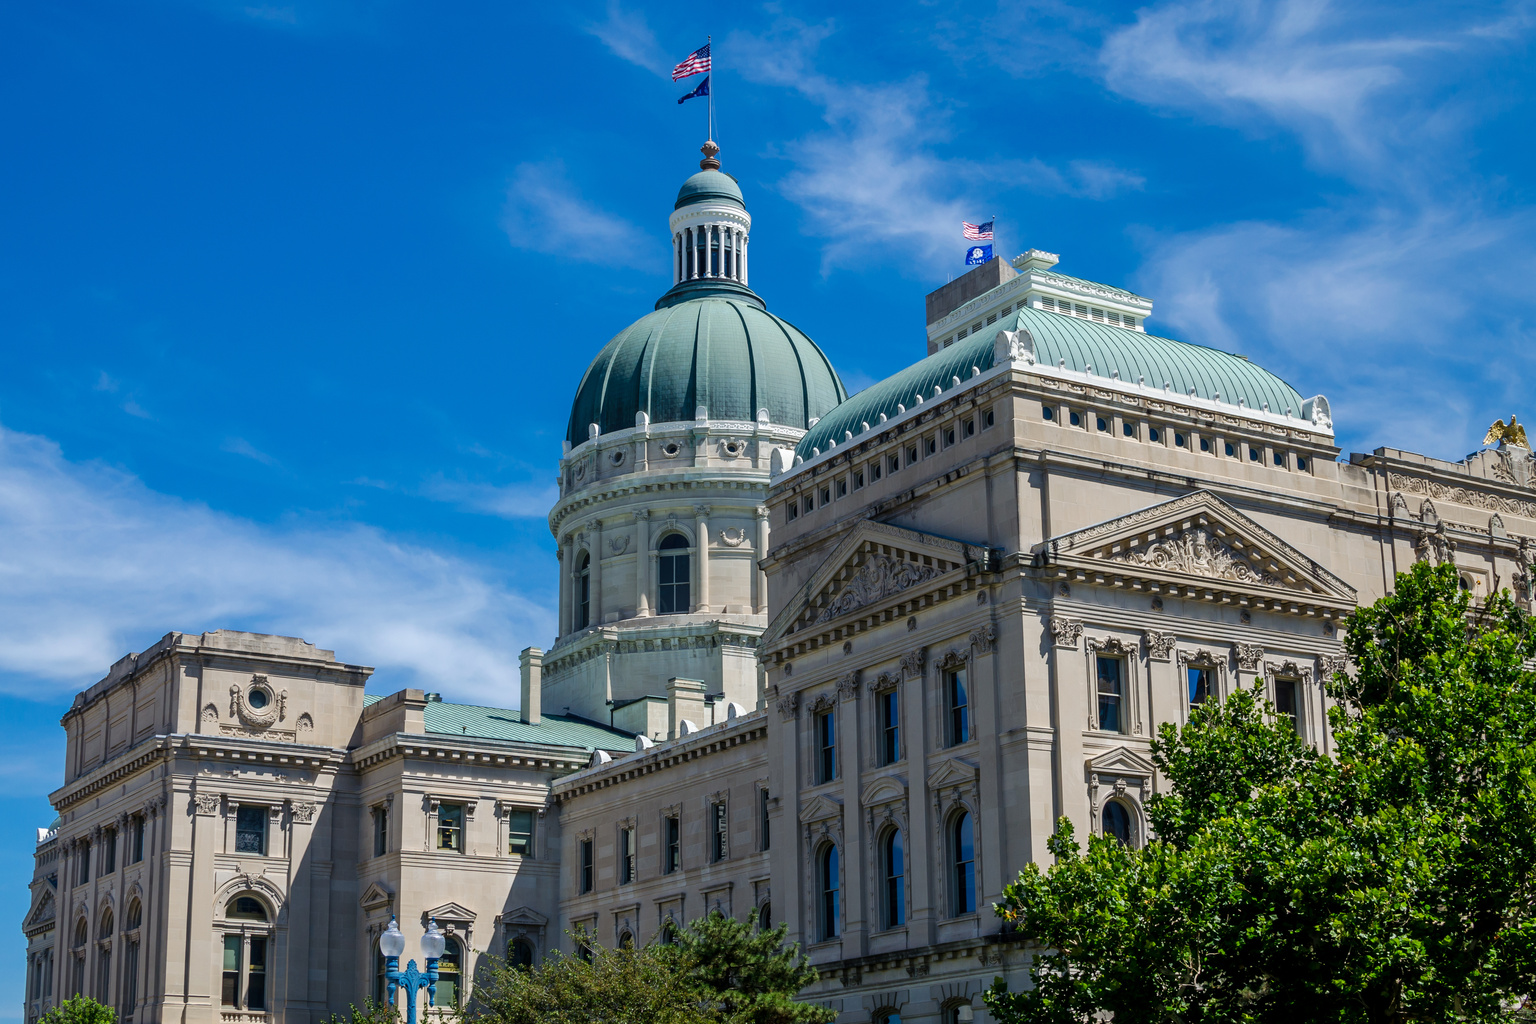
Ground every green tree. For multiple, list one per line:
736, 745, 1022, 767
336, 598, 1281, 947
320, 999, 400, 1024
471, 935, 717, 1024
673, 911, 835, 1024
987, 562, 1536, 1023
38, 996, 116, 1024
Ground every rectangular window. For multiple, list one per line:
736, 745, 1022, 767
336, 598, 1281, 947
816, 710, 836, 784
1274, 678, 1298, 729
664, 815, 680, 873
1188, 667, 1212, 706
620, 827, 636, 883
579, 838, 594, 893
78, 842, 90, 886
102, 828, 116, 874
131, 816, 145, 863
711, 802, 728, 862
122, 940, 139, 1014
373, 806, 388, 857
870, 461, 881, 482
986, 312, 997, 325
819, 486, 831, 506
947, 669, 970, 745
1097, 656, 1125, 733
888, 454, 900, 474
247, 937, 267, 1011
853, 470, 864, 490
436, 803, 464, 852
759, 789, 771, 851
835, 478, 847, 498
963, 417, 975, 438
983, 408, 995, 429
221, 936, 240, 1007
880, 689, 900, 764
508, 809, 534, 857
906, 445, 918, 466
924, 436, 937, 457
235, 806, 267, 856
942, 426, 956, 447
786, 500, 798, 522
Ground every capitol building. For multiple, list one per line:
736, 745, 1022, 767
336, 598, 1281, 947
22, 141, 1536, 1024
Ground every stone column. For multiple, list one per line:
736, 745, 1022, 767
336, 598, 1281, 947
694, 505, 711, 613
635, 510, 652, 617
740, 233, 748, 285
557, 542, 571, 636
589, 519, 604, 625
754, 506, 770, 615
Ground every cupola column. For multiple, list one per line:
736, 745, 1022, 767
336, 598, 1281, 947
557, 542, 571, 635
634, 509, 652, 617
693, 505, 711, 613
754, 504, 770, 614
589, 518, 604, 625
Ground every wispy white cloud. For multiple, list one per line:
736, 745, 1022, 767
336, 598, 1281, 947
222, 437, 279, 466
419, 475, 559, 520
0, 421, 554, 704
729, 18, 1141, 276
501, 160, 659, 272
583, 0, 669, 76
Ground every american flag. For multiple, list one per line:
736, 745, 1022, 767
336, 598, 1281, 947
672, 43, 711, 81
963, 220, 994, 240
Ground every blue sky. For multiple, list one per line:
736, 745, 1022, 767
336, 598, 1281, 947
1, 0, 1533, 997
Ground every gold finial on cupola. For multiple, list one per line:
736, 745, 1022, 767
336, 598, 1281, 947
1484, 415, 1529, 449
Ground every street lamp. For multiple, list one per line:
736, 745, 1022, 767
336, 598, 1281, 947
380, 916, 445, 1024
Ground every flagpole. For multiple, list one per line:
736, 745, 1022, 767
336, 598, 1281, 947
707, 34, 714, 143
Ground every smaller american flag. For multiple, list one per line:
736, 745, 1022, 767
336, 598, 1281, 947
672, 43, 712, 81
963, 220, 994, 240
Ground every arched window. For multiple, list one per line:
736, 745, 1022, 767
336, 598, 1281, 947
124, 899, 142, 932
876, 1012, 903, 1024
617, 930, 634, 949
951, 812, 976, 916
507, 937, 534, 969
72, 918, 87, 997
881, 828, 905, 929
1103, 800, 1133, 846
436, 937, 462, 1008
657, 533, 691, 614
817, 843, 839, 941
99, 908, 114, 940
659, 920, 677, 945
575, 552, 591, 630
225, 896, 268, 922
73, 919, 88, 949
757, 902, 771, 931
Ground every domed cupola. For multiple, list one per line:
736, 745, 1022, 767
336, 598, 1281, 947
565, 142, 846, 450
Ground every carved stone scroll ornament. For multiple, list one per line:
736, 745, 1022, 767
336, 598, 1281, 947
1143, 630, 1176, 661
969, 623, 998, 653
871, 671, 900, 693
290, 802, 317, 824
1085, 635, 1135, 656
900, 648, 926, 677
1390, 471, 1536, 519
1109, 527, 1288, 589
815, 556, 942, 624
937, 648, 971, 672
1234, 643, 1265, 672
1050, 618, 1084, 649
776, 692, 800, 721
836, 671, 861, 702
807, 692, 837, 714
1319, 655, 1349, 680
718, 527, 749, 547
193, 794, 221, 816
230, 676, 286, 730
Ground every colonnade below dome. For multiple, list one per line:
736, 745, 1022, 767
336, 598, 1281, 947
673, 224, 747, 286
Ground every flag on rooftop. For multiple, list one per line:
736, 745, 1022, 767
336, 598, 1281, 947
965, 244, 994, 266
672, 43, 711, 81
963, 220, 994, 240
678, 76, 710, 105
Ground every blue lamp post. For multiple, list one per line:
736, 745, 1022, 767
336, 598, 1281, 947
380, 916, 446, 1024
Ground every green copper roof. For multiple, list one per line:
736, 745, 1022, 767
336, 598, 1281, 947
797, 305, 1306, 456
568, 296, 847, 448
364, 694, 634, 752
675, 169, 745, 210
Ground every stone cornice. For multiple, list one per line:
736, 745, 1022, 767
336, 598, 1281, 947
550, 475, 773, 534
553, 711, 768, 802
350, 732, 607, 775
545, 620, 764, 678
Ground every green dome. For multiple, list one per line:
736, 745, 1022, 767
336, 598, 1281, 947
798, 305, 1308, 456
567, 297, 847, 448
675, 169, 745, 211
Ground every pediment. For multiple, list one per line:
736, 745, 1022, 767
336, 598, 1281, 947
1035, 490, 1355, 609
860, 775, 908, 808
360, 882, 395, 912
425, 901, 477, 925
23, 890, 55, 936
499, 906, 548, 928
765, 520, 991, 645
1086, 746, 1155, 779
798, 793, 843, 824
926, 757, 978, 791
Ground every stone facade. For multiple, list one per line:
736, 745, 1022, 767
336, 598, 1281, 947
24, 150, 1536, 1024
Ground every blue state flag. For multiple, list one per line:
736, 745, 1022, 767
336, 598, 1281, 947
965, 244, 993, 266
678, 75, 710, 104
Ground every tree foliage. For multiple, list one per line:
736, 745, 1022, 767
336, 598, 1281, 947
320, 999, 401, 1024
471, 913, 831, 1024
38, 996, 116, 1024
987, 562, 1536, 1023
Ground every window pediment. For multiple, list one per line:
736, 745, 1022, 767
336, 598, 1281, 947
798, 794, 843, 824
859, 775, 908, 808
926, 757, 978, 791
1086, 746, 1155, 779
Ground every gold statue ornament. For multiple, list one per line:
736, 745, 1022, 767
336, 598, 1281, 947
1484, 415, 1530, 449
